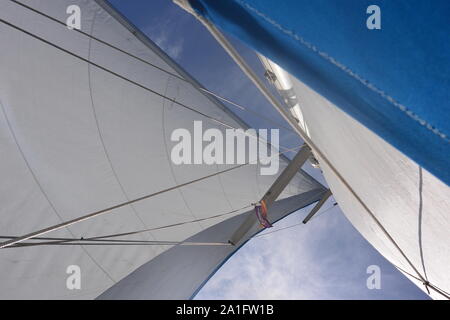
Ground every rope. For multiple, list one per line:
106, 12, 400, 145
7, 0, 295, 134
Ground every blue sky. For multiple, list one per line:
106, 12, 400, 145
108, 0, 429, 300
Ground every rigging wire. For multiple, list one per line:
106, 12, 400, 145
0, 15, 293, 156
0, 163, 241, 248
252, 201, 450, 299
5, 240, 232, 248
0, 6, 310, 249
392, 264, 450, 298
0, 145, 303, 249
7, 0, 296, 134
0, 204, 253, 246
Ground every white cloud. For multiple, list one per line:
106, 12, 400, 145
196, 200, 427, 299
196, 203, 344, 299
152, 32, 184, 60
141, 5, 191, 61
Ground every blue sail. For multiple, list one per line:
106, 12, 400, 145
189, 0, 450, 185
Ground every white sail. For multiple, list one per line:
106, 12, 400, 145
257, 58, 450, 299
0, 0, 325, 299
290, 75, 450, 299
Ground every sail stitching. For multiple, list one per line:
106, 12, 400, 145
234, 0, 450, 143
86, 10, 157, 243
161, 78, 208, 228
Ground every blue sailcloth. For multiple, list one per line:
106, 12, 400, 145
189, 0, 450, 185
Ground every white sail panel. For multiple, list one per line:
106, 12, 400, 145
0, 0, 324, 299
98, 192, 324, 300
290, 76, 450, 299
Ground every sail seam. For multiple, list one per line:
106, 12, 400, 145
86, 11, 157, 243
0, 100, 116, 284
161, 78, 206, 228
215, 163, 236, 212
234, 0, 450, 144
417, 166, 429, 282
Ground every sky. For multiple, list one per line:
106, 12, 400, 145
108, 0, 429, 300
